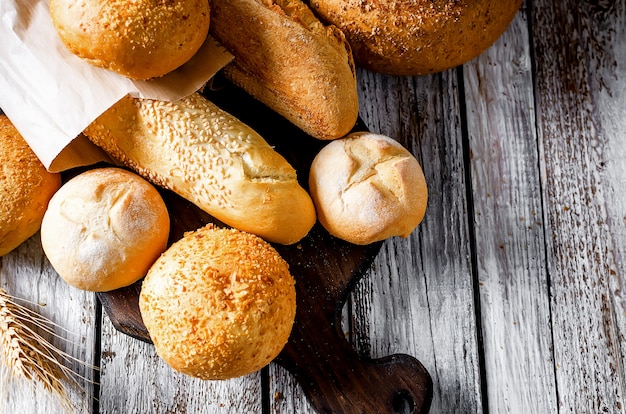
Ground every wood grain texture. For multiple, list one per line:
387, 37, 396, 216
351, 68, 482, 414
532, 1, 626, 412
464, 5, 559, 413
0, 235, 98, 414
98, 316, 264, 413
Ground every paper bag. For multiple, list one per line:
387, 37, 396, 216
0, 0, 234, 172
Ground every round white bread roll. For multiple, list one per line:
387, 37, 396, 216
139, 224, 296, 380
309, 132, 428, 245
308, 0, 523, 75
41, 168, 170, 292
0, 115, 61, 256
49, 0, 210, 79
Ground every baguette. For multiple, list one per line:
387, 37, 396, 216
209, 0, 358, 140
83, 93, 316, 245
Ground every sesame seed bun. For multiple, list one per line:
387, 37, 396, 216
309, 132, 428, 245
139, 224, 296, 380
41, 168, 170, 292
0, 115, 61, 256
209, 0, 358, 140
49, 0, 210, 79
309, 0, 523, 75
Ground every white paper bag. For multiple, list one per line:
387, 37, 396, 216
0, 0, 233, 172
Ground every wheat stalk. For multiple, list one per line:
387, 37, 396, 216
0, 287, 96, 412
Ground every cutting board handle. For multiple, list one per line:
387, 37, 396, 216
277, 324, 432, 413
273, 231, 433, 414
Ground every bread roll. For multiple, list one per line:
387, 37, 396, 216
308, 0, 523, 75
0, 116, 61, 256
49, 0, 210, 79
41, 168, 170, 292
139, 224, 296, 380
209, 0, 358, 140
309, 132, 428, 245
83, 93, 316, 245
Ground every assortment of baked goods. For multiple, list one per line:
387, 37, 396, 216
49, 0, 210, 79
0, 116, 61, 257
139, 224, 296, 379
309, 132, 428, 245
1, 0, 521, 380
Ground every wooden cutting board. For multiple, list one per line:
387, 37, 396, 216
96, 78, 433, 413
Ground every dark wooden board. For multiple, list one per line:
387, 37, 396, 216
96, 78, 433, 413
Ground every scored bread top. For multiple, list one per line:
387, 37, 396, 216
210, 0, 358, 140
40, 168, 170, 292
309, 132, 428, 244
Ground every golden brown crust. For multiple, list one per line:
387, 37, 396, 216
308, 0, 523, 75
40, 168, 170, 292
309, 132, 428, 245
49, 0, 210, 79
209, 0, 358, 140
83, 93, 316, 245
139, 224, 296, 380
0, 116, 61, 256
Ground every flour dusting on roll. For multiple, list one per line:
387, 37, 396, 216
309, 132, 428, 245
41, 168, 170, 292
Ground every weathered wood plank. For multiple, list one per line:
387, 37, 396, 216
97, 310, 264, 413
0, 234, 98, 414
531, 1, 626, 412
349, 68, 482, 413
464, 4, 558, 412
269, 364, 316, 413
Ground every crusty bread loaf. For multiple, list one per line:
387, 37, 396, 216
139, 224, 296, 380
0, 115, 61, 257
83, 93, 316, 245
50, 0, 210, 79
209, 0, 358, 140
308, 0, 523, 75
40, 168, 170, 292
309, 132, 428, 245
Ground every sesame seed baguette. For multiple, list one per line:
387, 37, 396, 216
209, 0, 358, 140
83, 93, 316, 245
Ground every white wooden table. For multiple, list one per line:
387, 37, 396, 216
2, 1, 626, 413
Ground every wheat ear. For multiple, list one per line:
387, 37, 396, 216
0, 287, 96, 411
